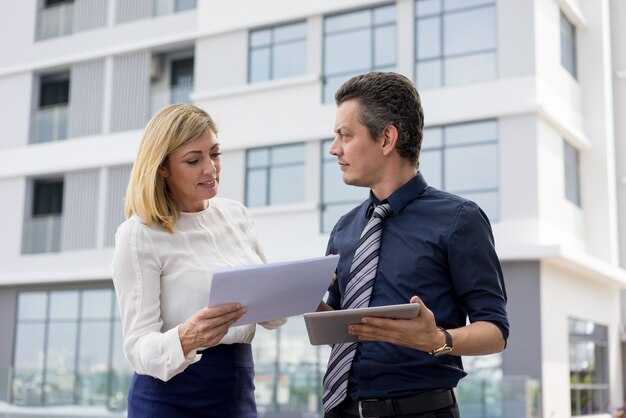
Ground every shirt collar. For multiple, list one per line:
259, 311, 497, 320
366, 172, 429, 217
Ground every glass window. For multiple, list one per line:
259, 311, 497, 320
320, 139, 369, 232
32, 179, 64, 216
564, 140, 581, 207
560, 11, 577, 79
245, 143, 306, 207
11, 289, 131, 409
25, 178, 64, 254
415, 0, 496, 88
174, 0, 196, 12
249, 21, 306, 83
323, 4, 396, 102
421, 120, 499, 221
39, 75, 70, 108
569, 318, 609, 415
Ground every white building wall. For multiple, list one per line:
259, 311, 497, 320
540, 262, 623, 417
0, 72, 32, 150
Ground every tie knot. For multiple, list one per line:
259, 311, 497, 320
372, 203, 392, 220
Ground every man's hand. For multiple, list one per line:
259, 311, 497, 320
348, 296, 444, 353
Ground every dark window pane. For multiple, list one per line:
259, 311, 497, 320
171, 57, 194, 87
40, 78, 69, 107
33, 179, 64, 216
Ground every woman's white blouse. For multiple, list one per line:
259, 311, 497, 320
111, 198, 285, 381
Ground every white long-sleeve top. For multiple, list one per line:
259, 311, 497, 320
112, 198, 284, 381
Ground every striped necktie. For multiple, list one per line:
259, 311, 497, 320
322, 203, 392, 412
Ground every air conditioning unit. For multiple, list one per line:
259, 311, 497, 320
150, 55, 164, 82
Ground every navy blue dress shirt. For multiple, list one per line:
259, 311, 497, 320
326, 172, 509, 399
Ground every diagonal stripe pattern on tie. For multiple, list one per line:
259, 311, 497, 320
322, 203, 392, 413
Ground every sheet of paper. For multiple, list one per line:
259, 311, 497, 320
207, 255, 339, 327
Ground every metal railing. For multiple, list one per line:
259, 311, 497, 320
149, 84, 193, 117
36, 3, 73, 41
457, 376, 541, 418
31, 106, 68, 144
153, 0, 197, 16
22, 215, 62, 254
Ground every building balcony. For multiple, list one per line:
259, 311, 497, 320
31, 105, 68, 144
36, 2, 73, 41
23, 215, 63, 254
149, 84, 193, 117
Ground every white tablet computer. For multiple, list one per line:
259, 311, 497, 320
303, 303, 420, 345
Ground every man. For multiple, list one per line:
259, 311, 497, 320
320, 72, 509, 418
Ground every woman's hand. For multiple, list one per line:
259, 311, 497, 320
178, 303, 246, 356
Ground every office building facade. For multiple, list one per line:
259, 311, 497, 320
0, 0, 625, 417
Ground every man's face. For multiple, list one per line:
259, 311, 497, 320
329, 99, 383, 188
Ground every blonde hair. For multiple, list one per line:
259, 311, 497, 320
125, 104, 219, 233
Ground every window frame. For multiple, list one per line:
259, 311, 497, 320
414, 0, 497, 89
248, 20, 307, 83
322, 3, 397, 102
245, 143, 307, 207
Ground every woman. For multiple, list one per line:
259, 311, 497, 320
112, 104, 285, 417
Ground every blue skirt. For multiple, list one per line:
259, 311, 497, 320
127, 343, 257, 418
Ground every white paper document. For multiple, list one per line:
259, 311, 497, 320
207, 255, 340, 327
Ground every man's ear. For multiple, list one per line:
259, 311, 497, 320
158, 164, 169, 178
380, 124, 398, 156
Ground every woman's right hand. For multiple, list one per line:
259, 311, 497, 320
178, 303, 246, 356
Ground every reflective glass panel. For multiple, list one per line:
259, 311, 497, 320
416, 0, 442, 17
274, 22, 306, 42
250, 29, 271, 47
77, 321, 111, 405
325, 9, 370, 33
17, 292, 47, 320
12, 323, 46, 406
419, 149, 442, 189
44, 322, 77, 405
374, 26, 395, 67
250, 48, 271, 83
273, 41, 307, 79
246, 170, 268, 207
416, 16, 441, 59
444, 143, 498, 192
444, 0, 494, 12
416, 60, 442, 89
271, 143, 305, 165
374, 4, 396, 24
446, 120, 497, 146
423, 127, 444, 148
82, 289, 113, 319
444, 52, 496, 86
269, 166, 305, 205
49, 290, 79, 320
443, 7, 496, 56
324, 29, 372, 74
247, 148, 270, 168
